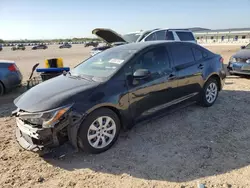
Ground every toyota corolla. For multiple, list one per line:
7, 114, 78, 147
12, 41, 226, 155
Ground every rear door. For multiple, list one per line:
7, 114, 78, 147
124, 45, 178, 120
168, 43, 203, 99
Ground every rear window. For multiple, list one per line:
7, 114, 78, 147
192, 48, 203, 61
171, 44, 195, 66
176, 31, 195, 41
155, 30, 166, 40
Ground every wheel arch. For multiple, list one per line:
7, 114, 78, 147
205, 73, 222, 91
86, 105, 124, 129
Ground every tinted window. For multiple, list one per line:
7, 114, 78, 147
176, 31, 195, 41
171, 44, 195, 66
125, 46, 171, 80
166, 31, 174, 40
145, 33, 156, 41
155, 30, 166, 40
192, 48, 203, 61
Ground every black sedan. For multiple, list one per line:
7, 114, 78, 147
13, 41, 226, 155
227, 43, 250, 75
59, 43, 72, 49
32, 44, 48, 50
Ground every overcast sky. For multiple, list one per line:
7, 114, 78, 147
0, 0, 250, 40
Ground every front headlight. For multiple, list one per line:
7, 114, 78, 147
229, 56, 236, 63
19, 104, 73, 128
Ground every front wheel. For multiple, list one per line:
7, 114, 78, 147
78, 108, 120, 154
199, 78, 219, 107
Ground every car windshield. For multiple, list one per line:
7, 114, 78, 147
122, 33, 141, 43
245, 44, 250, 49
71, 47, 135, 79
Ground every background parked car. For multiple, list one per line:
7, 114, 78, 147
0, 60, 23, 95
0, 44, 2, 51
227, 43, 250, 76
92, 28, 196, 44
91, 28, 196, 55
59, 43, 72, 49
11, 44, 25, 51
32, 44, 48, 50
84, 41, 99, 47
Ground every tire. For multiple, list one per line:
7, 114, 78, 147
78, 108, 121, 154
0, 82, 5, 96
199, 78, 219, 107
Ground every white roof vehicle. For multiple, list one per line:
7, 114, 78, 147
92, 28, 197, 44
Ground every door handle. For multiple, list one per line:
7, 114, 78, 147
198, 64, 204, 69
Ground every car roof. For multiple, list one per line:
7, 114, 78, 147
0, 60, 15, 64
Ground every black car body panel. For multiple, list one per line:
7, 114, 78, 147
227, 44, 250, 75
13, 41, 226, 153
14, 75, 100, 112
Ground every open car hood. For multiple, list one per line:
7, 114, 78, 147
92, 28, 127, 44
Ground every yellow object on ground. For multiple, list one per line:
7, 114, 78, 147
45, 58, 64, 68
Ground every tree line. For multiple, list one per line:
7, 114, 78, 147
0, 38, 101, 44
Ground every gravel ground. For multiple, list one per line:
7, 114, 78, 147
1, 45, 250, 188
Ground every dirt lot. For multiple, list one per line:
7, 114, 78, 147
1, 45, 250, 188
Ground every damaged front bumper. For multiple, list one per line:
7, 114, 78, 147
14, 111, 85, 154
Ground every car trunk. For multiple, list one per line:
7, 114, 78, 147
92, 28, 127, 44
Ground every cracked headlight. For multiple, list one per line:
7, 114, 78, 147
229, 56, 236, 63
18, 104, 73, 128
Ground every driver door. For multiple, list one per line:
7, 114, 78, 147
125, 45, 178, 121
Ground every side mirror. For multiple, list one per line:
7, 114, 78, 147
241, 46, 246, 49
133, 69, 150, 79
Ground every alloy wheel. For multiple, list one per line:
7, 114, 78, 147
205, 82, 218, 103
87, 116, 116, 149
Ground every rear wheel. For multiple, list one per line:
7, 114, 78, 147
199, 78, 219, 107
0, 82, 5, 96
78, 108, 120, 154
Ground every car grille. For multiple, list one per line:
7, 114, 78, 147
235, 58, 247, 63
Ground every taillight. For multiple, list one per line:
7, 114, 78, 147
220, 57, 224, 64
8, 64, 17, 72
